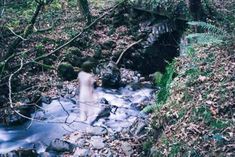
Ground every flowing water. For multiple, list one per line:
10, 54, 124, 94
0, 86, 155, 154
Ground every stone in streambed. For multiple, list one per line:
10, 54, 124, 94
73, 148, 90, 157
46, 138, 75, 153
86, 126, 108, 136
2, 149, 38, 157
121, 142, 133, 156
90, 136, 106, 149
100, 61, 121, 88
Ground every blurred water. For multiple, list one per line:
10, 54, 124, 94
0, 86, 154, 153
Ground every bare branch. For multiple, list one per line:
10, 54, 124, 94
116, 39, 142, 65
0, 0, 5, 17
8, 58, 24, 109
6, 27, 26, 40
6, 1, 44, 60
28, 0, 125, 64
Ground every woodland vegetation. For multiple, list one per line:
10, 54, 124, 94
0, 0, 234, 156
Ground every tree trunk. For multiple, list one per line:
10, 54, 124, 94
77, 0, 91, 24
186, 0, 204, 21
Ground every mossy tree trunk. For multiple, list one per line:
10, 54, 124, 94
186, 0, 204, 21
77, 0, 91, 24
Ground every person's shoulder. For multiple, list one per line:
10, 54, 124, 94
79, 71, 93, 78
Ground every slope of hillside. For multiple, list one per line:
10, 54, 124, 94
150, 43, 235, 156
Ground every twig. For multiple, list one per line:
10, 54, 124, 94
7, 58, 47, 123
58, 98, 70, 123
6, 1, 44, 59
26, 107, 36, 129
32, 61, 55, 69
115, 39, 142, 65
7, 58, 42, 122
6, 27, 26, 40
0, 0, 5, 17
8, 58, 24, 109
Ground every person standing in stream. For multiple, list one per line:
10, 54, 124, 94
77, 61, 100, 124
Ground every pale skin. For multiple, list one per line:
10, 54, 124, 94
78, 71, 99, 123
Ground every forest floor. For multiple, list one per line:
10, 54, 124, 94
149, 43, 235, 156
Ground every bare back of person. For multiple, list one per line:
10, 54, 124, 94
78, 71, 99, 123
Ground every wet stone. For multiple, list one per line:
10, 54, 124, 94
76, 138, 86, 147
90, 136, 106, 150
99, 98, 109, 104
3, 149, 38, 157
41, 96, 52, 104
73, 148, 90, 157
46, 138, 75, 153
38, 152, 57, 157
121, 142, 133, 156
86, 126, 108, 136
100, 148, 113, 157
95, 104, 111, 120
100, 61, 121, 88
130, 119, 147, 136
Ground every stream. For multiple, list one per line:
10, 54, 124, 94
0, 85, 156, 155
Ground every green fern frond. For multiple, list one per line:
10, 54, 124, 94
186, 21, 228, 45
142, 104, 157, 113
186, 33, 224, 45
187, 21, 227, 36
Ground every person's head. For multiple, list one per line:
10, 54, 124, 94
81, 60, 94, 73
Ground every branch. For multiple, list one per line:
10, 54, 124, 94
116, 39, 142, 65
26, 0, 126, 64
6, 1, 44, 59
58, 98, 70, 123
8, 58, 24, 109
0, 0, 5, 17
6, 27, 26, 40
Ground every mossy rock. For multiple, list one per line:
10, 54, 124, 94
154, 71, 163, 85
67, 47, 82, 56
58, 62, 77, 81
35, 43, 46, 58
64, 47, 83, 67
81, 60, 94, 72
43, 54, 57, 66
101, 39, 117, 50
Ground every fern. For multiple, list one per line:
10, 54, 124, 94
142, 62, 175, 113
142, 104, 157, 113
186, 21, 228, 45
186, 33, 223, 45
187, 21, 227, 35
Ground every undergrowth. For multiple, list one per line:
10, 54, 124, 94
142, 61, 175, 113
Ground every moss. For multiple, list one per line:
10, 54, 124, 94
57, 62, 77, 81
142, 140, 153, 155
154, 71, 163, 86
209, 119, 230, 129
157, 61, 175, 103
